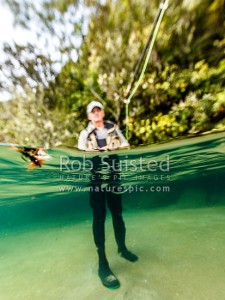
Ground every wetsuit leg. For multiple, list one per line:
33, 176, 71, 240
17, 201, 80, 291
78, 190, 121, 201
89, 187, 107, 261
107, 189, 138, 262
107, 190, 126, 252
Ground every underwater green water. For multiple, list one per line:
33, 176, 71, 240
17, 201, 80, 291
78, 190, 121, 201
0, 132, 225, 300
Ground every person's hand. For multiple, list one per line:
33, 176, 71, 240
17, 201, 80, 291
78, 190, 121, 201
108, 146, 118, 151
98, 145, 119, 151
98, 143, 130, 151
98, 145, 109, 151
118, 142, 130, 149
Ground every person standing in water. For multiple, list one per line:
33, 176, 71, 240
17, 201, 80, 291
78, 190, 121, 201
78, 101, 138, 289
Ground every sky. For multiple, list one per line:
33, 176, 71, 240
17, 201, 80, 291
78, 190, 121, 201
0, 5, 16, 43
0, 3, 37, 101
0, 1, 83, 101
0, 3, 36, 51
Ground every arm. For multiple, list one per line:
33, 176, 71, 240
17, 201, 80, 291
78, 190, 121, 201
77, 130, 88, 150
115, 128, 130, 148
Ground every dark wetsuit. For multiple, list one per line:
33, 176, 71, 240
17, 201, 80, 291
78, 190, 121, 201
89, 155, 126, 262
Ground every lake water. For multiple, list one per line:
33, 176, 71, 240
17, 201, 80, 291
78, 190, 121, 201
0, 132, 225, 300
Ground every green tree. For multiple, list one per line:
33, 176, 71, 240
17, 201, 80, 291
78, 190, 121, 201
1, 0, 224, 147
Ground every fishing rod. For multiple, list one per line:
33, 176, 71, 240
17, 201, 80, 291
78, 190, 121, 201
125, 0, 169, 139
125, 0, 167, 97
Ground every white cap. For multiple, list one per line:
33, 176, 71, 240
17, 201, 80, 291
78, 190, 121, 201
86, 101, 103, 114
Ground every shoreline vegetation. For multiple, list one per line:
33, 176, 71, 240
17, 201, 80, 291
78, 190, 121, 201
0, 0, 224, 148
